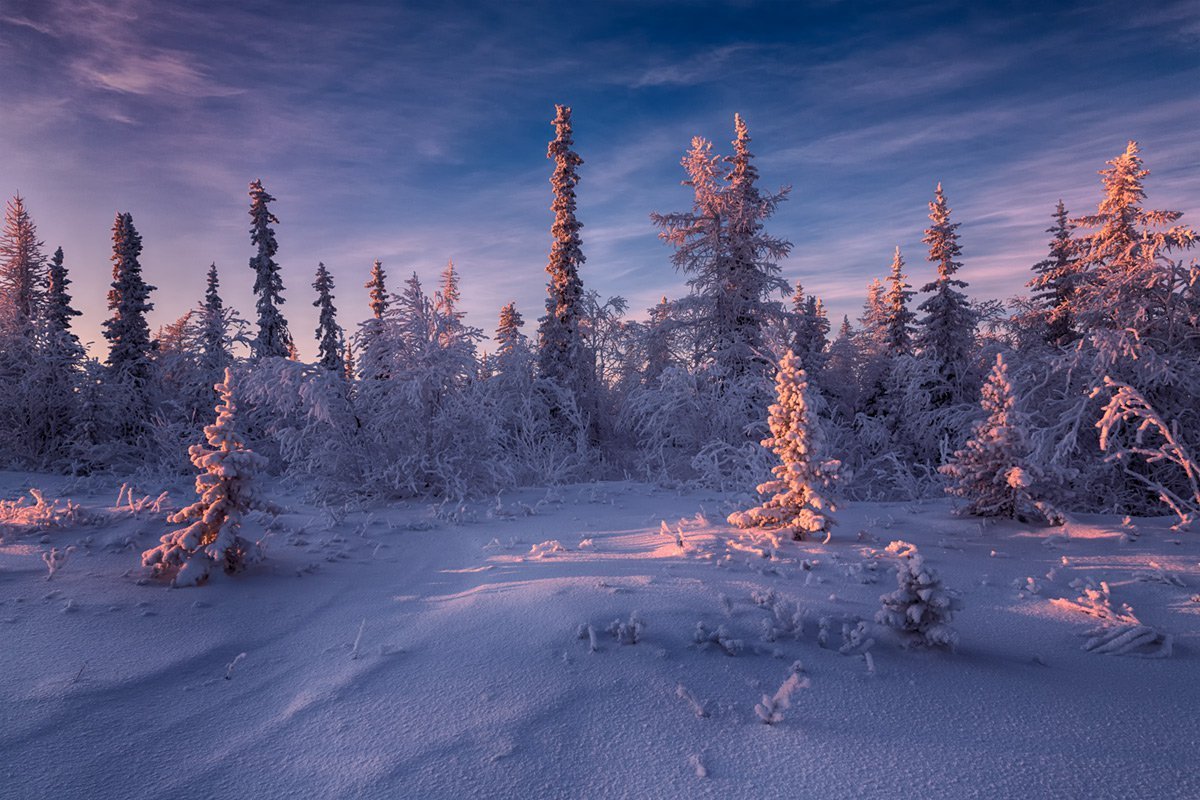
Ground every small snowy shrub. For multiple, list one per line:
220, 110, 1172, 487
754, 671, 809, 725
876, 541, 961, 649
142, 369, 274, 587
728, 351, 840, 541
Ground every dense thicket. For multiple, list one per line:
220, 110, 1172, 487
0, 123, 1194, 520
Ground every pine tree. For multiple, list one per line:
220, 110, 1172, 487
1027, 201, 1080, 346
0, 194, 46, 339
917, 183, 977, 407
822, 316, 859, 419
366, 258, 388, 320
248, 179, 292, 359
537, 104, 595, 414
142, 368, 272, 587
727, 350, 840, 540
941, 354, 1061, 523
312, 261, 344, 373
882, 246, 916, 356
102, 212, 156, 382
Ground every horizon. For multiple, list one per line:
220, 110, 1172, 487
1, 0, 1197, 360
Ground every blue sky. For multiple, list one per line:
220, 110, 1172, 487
1, 0, 1197, 359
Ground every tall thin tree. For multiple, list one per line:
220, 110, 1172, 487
248, 179, 292, 359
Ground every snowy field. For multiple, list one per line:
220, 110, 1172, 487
2, 472, 1198, 800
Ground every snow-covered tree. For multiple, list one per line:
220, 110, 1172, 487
917, 183, 977, 407
941, 354, 1063, 523
494, 301, 532, 380
876, 541, 960, 649
641, 296, 675, 386
537, 104, 593, 404
44, 247, 81, 348
142, 368, 272, 586
103, 212, 156, 383
366, 258, 387, 320
0, 194, 45, 339
882, 247, 916, 356
198, 263, 234, 377
248, 179, 293, 359
1027, 201, 1080, 346
822, 316, 859, 420
653, 117, 791, 384
1070, 141, 1195, 339
788, 283, 829, 375
312, 262, 344, 373
728, 350, 839, 540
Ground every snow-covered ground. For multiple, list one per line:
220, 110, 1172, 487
2, 472, 1198, 799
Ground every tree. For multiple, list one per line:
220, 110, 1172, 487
727, 350, 840, 540
917, 183, 977, 407
537, 104, 592, 402
103, 212, 156, 382
788, 283, 830, 375
366, 258, 388, 320
0, 194, 45, 339
198, 264, 234, 377
1027, 201, 1080, 346
653, 117, 791, 384
312, 261, 344, 373
142, 368, 272, 587
248, 179, 293, 359
494, 301, 532, 379
941, 354, 1062, 523
876, 542, 960, 649
882, 246, 916, 356
1070, 141, 1195, 339
44, 247, 81, 348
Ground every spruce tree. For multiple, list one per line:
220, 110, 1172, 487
727, 350, 839, 540
917, 183, 976, 407
642, 296, 674, 386
1070, 142, 1195, 338
789, 284, 830, 374
142, 368, 271, 586
312, 261, 344, 373
0, 194, 45, 339
248, 179, 292, 359
198, 263, 233, 377
537, 104, 592, 401
1027, 201, 1079, 346
494, 301, 532, 379
366, 258, 388, 319
717, 114, 792, 381
882, 246, 916, 356
941, 354, 1061, 523
103, 212, 156, 382
44, 247, 81, 347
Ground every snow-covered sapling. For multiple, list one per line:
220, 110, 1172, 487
728, 351, 840, 541
42, 546, 73, 580
875, 541, 961, 649
754, 672, 809, 725
142, 369, 275, 587
607, 612, 644, 645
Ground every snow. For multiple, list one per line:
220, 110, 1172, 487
2, 472, 1199, 798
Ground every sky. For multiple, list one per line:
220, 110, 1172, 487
0, 0, 1197, 360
